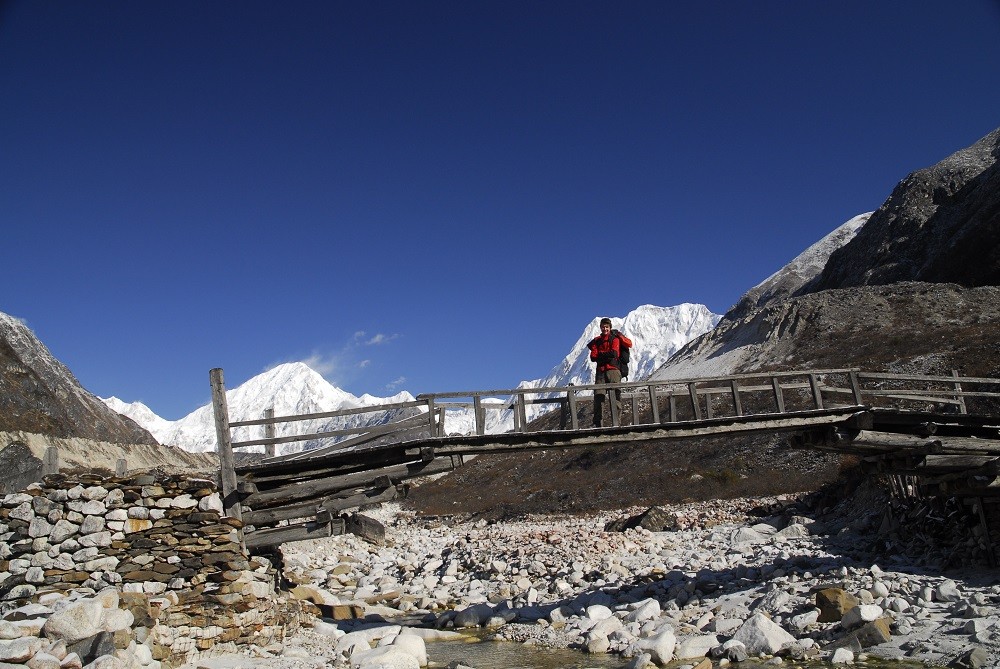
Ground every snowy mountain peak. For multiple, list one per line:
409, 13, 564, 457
102, 396, 173, 435
522, 303, 722, 393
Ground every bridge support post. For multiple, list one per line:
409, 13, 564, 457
516, 393, 528, 431
425, 398, 437, 436
263, 408, 276, 458
474, 396, 485, 435
567, 387, 579, 430
952, 370, 968, 414
609, 387, 620, 427
648, 386, 660, 423
688, 383, 702, 420
210, 368, 243, 524
809, 374, 825, 409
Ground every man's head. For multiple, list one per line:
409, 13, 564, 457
600, 317, 612, 334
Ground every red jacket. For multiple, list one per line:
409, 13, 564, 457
588, 331, 633, 373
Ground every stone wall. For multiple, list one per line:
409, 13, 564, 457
0, 471, 309, 667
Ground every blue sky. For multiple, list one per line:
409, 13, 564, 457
3, 1, 1000, 420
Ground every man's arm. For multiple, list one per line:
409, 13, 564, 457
613, 331, 633, 348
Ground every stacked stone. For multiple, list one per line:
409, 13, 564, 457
0, 471, 307, 667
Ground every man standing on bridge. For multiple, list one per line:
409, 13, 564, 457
588, 317, 633, 428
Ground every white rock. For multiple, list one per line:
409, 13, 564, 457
351, 646, 420, 669
831, 647, 854, 664
0, 636, 43, 663
675, 633, 719, 659
936, 580, 962, 602
636, 626, 676, 665
841, 604, 883, 629
790, 609, 819, 632
41, 598, 103, 644
586, 604, 614, 621
730, 527, 767, 546
731, 613, 795, 655
627, 599, 661, 623
335, 632, 372, 659
391, 633, 427, 667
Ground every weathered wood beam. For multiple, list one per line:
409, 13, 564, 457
244, 457, 457, 509
244, 517, 345, 550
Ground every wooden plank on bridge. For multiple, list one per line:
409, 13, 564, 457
243, 455, 458, 509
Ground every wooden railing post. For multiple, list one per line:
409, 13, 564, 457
516, 392, 528, 432
772, 376, 785, 413
609, 385, 621, 427
952, 370, 968, 414
809, 374, 824, 410
474, 396, 485, 436
730, 379, 743, 416
425, 398, 437, 435
210, 368, 242, 522
567, 386, 579, 430
648, 385, 660, 424
849, 370, 863, 406
688, 383, 702, 420
263, 408, 276, 458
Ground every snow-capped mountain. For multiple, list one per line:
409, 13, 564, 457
523, 304, 721, 390
106, 362, 418, 455
509, 304, 721, 422
105, 304, 720, 452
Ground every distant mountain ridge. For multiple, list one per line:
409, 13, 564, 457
107, 303, 721, 453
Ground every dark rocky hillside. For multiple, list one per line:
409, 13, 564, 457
406, 126, 1000, 519
0, 312, 157, 445
812, 127, 1000, 291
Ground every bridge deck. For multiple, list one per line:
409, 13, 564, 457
206, 368, 1000, 551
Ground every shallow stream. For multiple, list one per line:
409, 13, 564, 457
425, 637, 939, 669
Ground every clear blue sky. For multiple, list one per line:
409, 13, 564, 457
3, 1, 999, 419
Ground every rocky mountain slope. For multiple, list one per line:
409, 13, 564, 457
813, 127, 1000, 291
0, 312, 156, 445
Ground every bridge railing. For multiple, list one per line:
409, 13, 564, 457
209, 367, 1000, 520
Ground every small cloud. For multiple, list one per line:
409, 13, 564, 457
386, 376, 407, 391
353, 330, 366, 341
358, 359, 371, 369
365, 333, 400, 346
300, 353, 338, 377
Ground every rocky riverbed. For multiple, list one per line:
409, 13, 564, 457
13, 477, 990, 669
180, 482, 1000, 669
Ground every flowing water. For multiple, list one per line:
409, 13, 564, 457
426, 638, 940, 669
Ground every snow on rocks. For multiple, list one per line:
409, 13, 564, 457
282, 497, 1000, 667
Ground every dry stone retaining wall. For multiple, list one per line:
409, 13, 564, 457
0, 471, 309, 667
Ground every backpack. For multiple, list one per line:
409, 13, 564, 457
612, 330, 630, 380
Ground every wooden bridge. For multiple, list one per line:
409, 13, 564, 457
208, 368, 1000, 553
